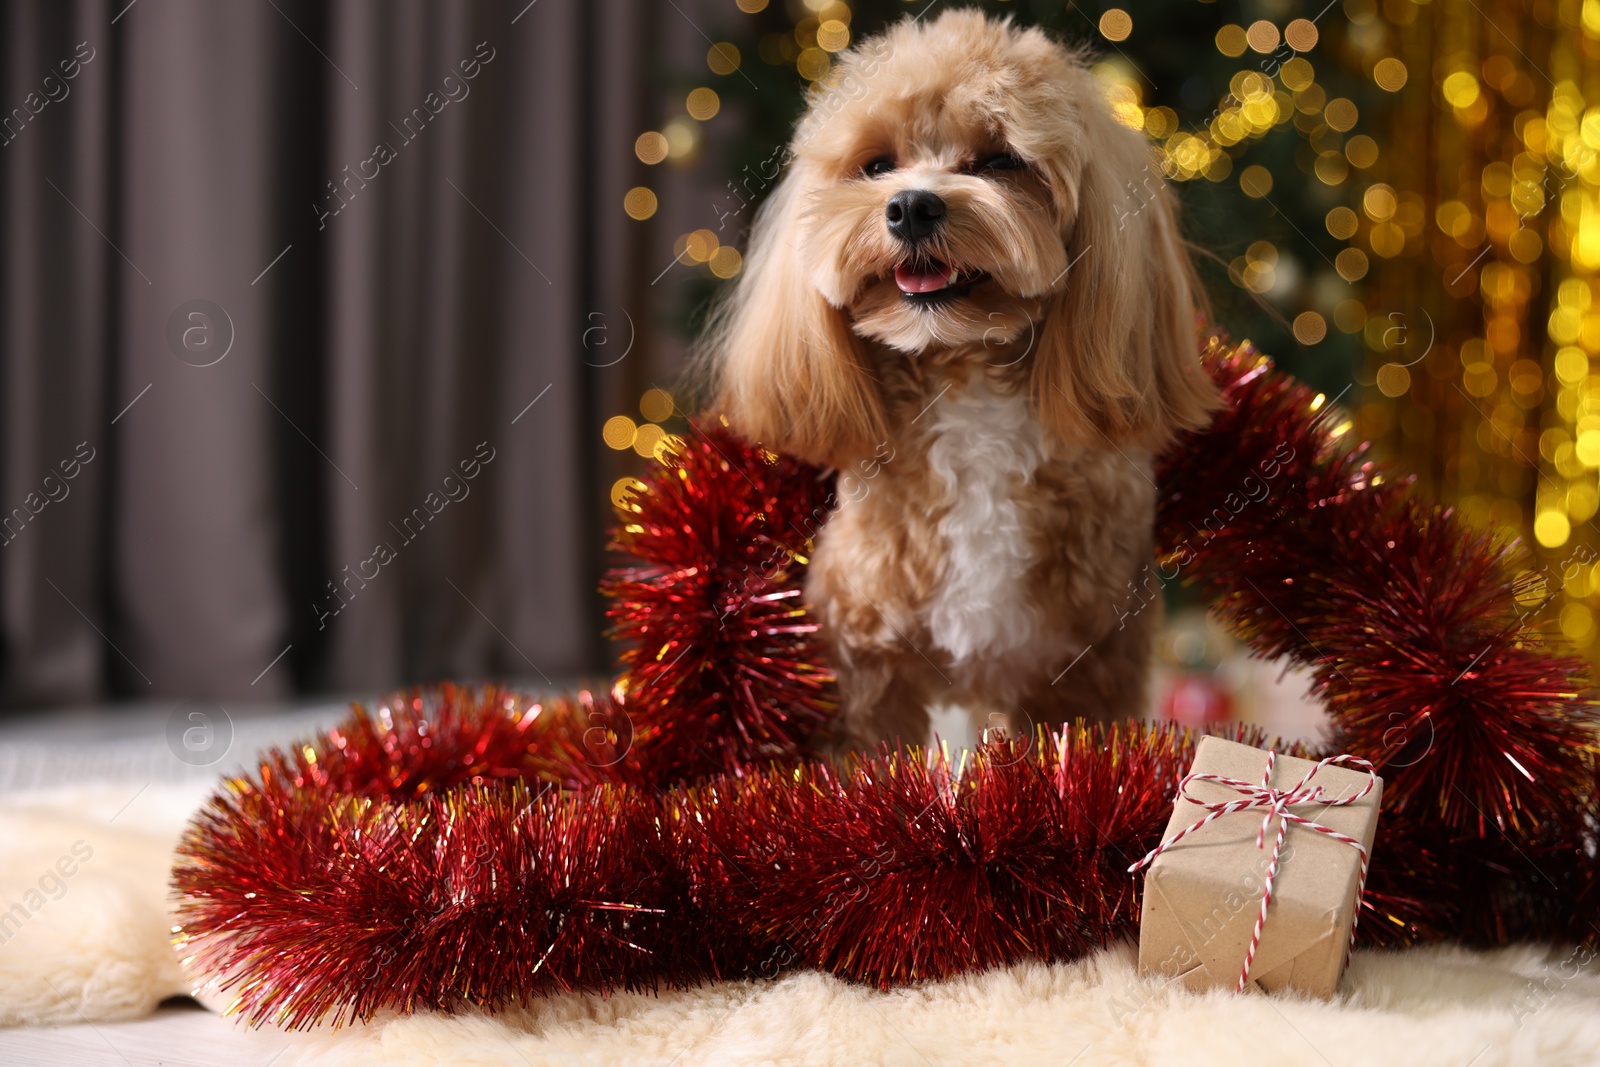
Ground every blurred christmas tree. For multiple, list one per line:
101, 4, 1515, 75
612, 0, 1600, 665
657, 0, 1390, 395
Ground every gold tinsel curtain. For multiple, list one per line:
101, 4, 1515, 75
1359, 0, 1600, 658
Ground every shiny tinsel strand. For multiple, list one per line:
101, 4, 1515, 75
1157, 338, 1596, 838
176, 713, 1225, 1024
603, 424, 839, 786
675, 723, 1266, 988
173, 776, 685, 1028
274, 682, 636, 799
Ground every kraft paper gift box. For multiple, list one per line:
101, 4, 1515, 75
1134, 735, 1383, 997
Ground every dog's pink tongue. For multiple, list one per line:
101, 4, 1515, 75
895, 263, 952, 294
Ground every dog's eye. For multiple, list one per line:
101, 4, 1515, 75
861, 156, 896, 178
979, 152, 1026, 172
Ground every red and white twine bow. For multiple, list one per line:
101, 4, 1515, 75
1128, 750, 1376, 993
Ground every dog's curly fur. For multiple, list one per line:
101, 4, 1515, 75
705, 10, 1220, 749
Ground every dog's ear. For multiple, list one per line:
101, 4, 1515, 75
704, 162, 886, 467
1030, 103, 1220, 452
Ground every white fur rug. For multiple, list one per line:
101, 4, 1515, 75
4, 784, 1600, 1067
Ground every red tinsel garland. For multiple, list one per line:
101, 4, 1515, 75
1157, 338, 1594, 836
173, 689, 1257, 1025
602, 423, 839, 785
675, 721, 1227, 986
173, 338, 1600, 1029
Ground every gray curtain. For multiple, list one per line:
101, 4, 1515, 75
0, 0, 701, 708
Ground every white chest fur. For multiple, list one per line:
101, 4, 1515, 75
921, 375, 1044, 664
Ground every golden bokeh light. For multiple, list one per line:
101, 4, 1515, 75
1104, 82, 1143, 130
663, 119, 697, 158
1443, 71, 1480, 109
1326, 206, 1359, 239
1345, 134, 1379, 168
1283, 18, 1318, 52
610, 477, 645, 510
1373, 57, 1408, 91
1099, 9, 1132, 42
1555, 347, 1589, 384
634, 131, 668, 165
632, 423, 665, 459
1335, 247, 1369, 281
1324, 98, 1359, 132
653, 433, 685, 463
797, 46, 830, 81
817, 19, 850, 51
1245, 20, 1280, 53
1536, 511, 1572, 548
1561, 602, 1594, 642
1370, 222, 1405, 257
1239, 165, 1273, 198
709, 246, 743, 278
1509, 227, 1543, 263
681, 228, 719, 262
1144, 106, 1176, 138
603, 415, 638, 450
706, 43, 741, 75
1294, 83, 1326, 115
1293, 311, 1328, 345
1333, 300, 1366, 333
1435, 200, 1474, 239
686, 88, 720, 121
1315, 150, 1350, 185
1375, 362, 1411, 397
640, 388, 675, 423
1215, 24, 1247, 57
1363, 183, 1397, 220
1279, 58, 1314, 92
623, 186, 657, 220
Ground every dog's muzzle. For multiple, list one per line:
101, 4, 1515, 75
885, 189, 945, 243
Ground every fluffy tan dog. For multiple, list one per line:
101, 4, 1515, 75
706, 10, 1220, 749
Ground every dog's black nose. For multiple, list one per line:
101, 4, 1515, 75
885, 189, 945, 242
